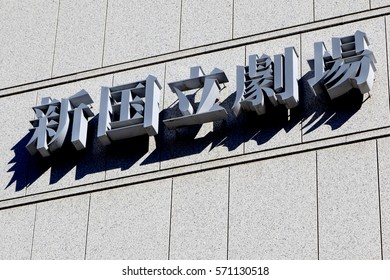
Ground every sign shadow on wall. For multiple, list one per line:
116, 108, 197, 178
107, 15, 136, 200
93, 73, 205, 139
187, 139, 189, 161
153, 89, 243, 162
301, 71, 365, 135
5, 77, 366, 192
6, 116, 106, 191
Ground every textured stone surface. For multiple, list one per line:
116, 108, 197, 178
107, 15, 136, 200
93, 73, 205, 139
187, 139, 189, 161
371, 0, 390, 8
314, 0, 369, 20
233, 0, 313, 38
170, 168, 229, 259
0, 204, 36, 259
103, 0, 181, 66
244, 35, 302, 153
1, 1, 389, 263
0, 92, 37, 201
317, 141, 381, 259
31, 195, 89, 259
0, 0, 58, 89
161, 47, 245, 169
86, 179, 171, 259
25, 75, 113, 195
52, 0, 107, 77
377, 137, 390, 259
301, 17, 390, 142
229, 152, 317, 259
387, 16, 390, 114
105, 64, 166, 180
180, 0, 233, 49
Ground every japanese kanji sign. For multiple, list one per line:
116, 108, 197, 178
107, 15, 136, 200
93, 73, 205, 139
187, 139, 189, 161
97, 75, 161, 145
233, 47, 299, 116
26, 31, 377, 157
26, 90, 94, 157
308, 30, 376, 99
163, 66, 228, 129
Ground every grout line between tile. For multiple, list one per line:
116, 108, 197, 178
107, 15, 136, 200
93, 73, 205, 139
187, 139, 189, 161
243, 46, 247, 154
159, 63, 168, 171
300, 33, 303, 144
244, 46, 247, 65
178, 0, 183, 50
103, 75, 115, 182
30, 204, 38, 260
110, 66, 115, 86
167, 178, 174, 260
375, 140, 384, 260
232, 0, 235, 39
227, 167, 231, 260
101, 0, 110, 68
50, 0, 61, 78
316, 151, 320, 260
84, 194, 92, 260
385, 16, 390, 114
313, 0, 316, 21
162, 63, 167, 115
24, 91, 40, 198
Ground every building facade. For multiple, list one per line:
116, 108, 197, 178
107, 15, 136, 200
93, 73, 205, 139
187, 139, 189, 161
0, 0, 390, 259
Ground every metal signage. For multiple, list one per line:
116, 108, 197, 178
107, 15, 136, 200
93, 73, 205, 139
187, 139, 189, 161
26, 31, 376, 157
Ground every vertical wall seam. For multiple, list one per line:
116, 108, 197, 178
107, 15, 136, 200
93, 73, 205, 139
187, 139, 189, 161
34, 91, 39, 107
101, 0, 110, 68
111, 70, 115, 86
50, 0, 61, 78
159, 63, 168, 171
162, 63, 167, 116
244, 46, 247, 65
103, 75, 115, 182
103, 145, 107, 182
167, 178, 174, 260
178, 0, 184, 50
24, 160, 29, 197
243, 46, 247, 154
84, 194, 92, 260
30, 204, 38, 260
315, 151, 320, 260
300, 33, 303, 144
385, 16, 390, 113
231, 0, 235, 40
369, 0, 372, 10
313, 0, 315, 21
24, 91, 40, 197
375, 140, 384, 260
226, 167, 231, 260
